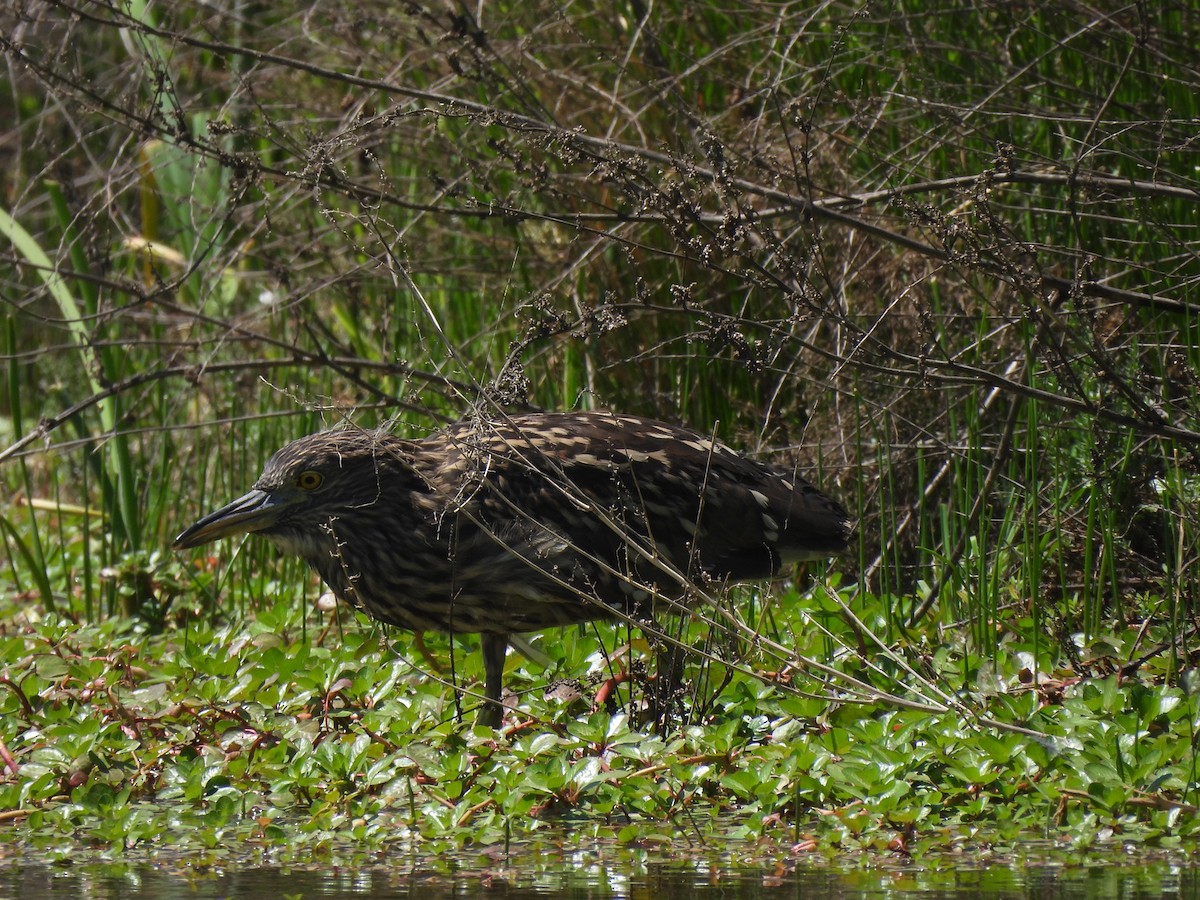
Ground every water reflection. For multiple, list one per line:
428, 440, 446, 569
2, 860, 1198, 899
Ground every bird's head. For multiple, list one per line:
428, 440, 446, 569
173, 430, 413, 556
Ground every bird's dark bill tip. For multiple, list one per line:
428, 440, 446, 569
172, 525, 215, 551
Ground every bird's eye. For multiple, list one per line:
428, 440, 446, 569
295, 470, 324, 491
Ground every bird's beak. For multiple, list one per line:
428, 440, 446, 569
172, 489, 286, 550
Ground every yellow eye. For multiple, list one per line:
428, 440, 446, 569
295, 470, 324, 491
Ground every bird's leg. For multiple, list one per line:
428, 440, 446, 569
651, 636, 687, 731
635, 615, 687, 731
478, 632, 509, 728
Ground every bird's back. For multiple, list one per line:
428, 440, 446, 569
385, 411, 850, 632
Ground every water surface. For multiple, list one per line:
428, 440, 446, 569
3, 857, 1198, 898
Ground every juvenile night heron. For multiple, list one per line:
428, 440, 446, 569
174, 412, 851, 726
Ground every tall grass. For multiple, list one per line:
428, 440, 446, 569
0, 1, 1196, 713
